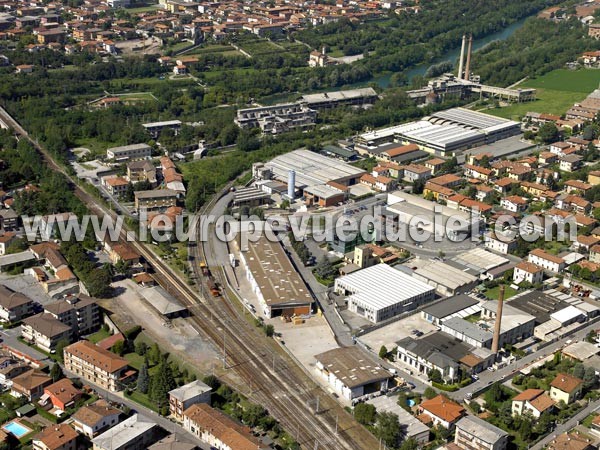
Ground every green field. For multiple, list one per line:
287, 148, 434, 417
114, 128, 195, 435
484, 68, 599, 120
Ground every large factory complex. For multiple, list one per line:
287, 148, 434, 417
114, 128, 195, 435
356, 107, 521, 156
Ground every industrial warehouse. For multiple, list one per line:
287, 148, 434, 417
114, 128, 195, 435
356, 107, 521, 156
239, 235, 314, 319
334, 264, 435, 323
314, 347, 395, 401
253, 149, 366, 205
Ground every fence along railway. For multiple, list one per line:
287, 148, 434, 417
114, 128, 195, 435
0, 104, 378, 449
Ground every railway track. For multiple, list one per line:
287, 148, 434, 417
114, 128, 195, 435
0, 105, 377, 450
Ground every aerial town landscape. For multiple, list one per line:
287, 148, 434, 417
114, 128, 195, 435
0, 0, 599, 449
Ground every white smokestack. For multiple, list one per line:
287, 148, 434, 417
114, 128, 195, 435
287, 170, 296, 200
458, 34, 466, 80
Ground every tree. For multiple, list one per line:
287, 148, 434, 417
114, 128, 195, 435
50, 363, 63, 382
428, 369, 442, 383
423, 387, 437, 399
374, 412, 400, 448
314, 256, 337, 281
354, 403, 376, 425
378, 345, 388, 359
538, 122, 559, 144
264, 324, 275, 337
584, 366, 597, 390
137, 360, 150, 394
55, 339, 70, 362
399, 438, 419, 450
573, 363, 585, 379
112, 340, 125, 356
149, 357, 176, 410
135, 341, 148, 356
148, 343, 161, 366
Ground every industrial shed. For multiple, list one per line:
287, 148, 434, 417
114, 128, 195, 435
140, 286, 188, 319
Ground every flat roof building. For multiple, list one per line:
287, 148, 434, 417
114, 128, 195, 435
300, 87, 378, 109
454, 415, 508, 450
412, 262, 479, 297
92, 414, 157, 450
334, 264, 435, 323
106, 143, 152, 161
314, 347, 394, 401
421, 295, 480, 326
259, 149, 365, 191
239, 236, 313, 318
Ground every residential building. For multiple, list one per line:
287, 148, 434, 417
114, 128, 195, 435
0, 232, 16, 256
500, 195, 528, 213
183, 403, 268, 450
44, 295, 101, 336
40, 378, 82, 412
527, 249, 566, 273
101, 176, 129, 197
511, 389, 555, 418
484, 232, 517, 255
0, 284, 33, 323
546, 432, 595, 450
550, 373, 583, 405
11, 369, 52, 401
32, 424, 78, 450
72, 400, 121, 438
235, 103, 317, 135
559, 154, 583, 172
106, 143, 152, 161
454, 415, 508, 450
107, 243, 140, 266
64, 340, 133, 392
127, 160, 157, 185
92, 414, 157, 450
21, 313, 72, 353
513, 261, 544, 285
0, 208, 19, 232
134, 189, 178, 211
169, 380, 211, 421
402, 164, 432, 183
419, 395, 465, 429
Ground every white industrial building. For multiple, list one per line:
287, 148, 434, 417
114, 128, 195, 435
412, 261, 479, 296
314, 347, 394, 401
334, 264, 435, 323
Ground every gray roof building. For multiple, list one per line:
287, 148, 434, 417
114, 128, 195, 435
92, 414, 157, 450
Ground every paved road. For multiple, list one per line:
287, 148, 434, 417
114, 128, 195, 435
450, 319, 600, 401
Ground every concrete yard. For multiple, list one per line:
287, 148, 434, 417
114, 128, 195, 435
358, 312, 439, 353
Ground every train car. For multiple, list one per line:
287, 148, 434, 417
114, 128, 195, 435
199, 261, 210, 276
206, 276, 221, 297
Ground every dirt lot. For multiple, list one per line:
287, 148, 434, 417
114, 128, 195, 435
100, 279, 218, 375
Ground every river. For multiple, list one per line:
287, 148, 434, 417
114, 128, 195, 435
367, 15, 531, 88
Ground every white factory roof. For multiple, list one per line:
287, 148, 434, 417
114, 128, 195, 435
358, 120, 433, 143
480, 301, 536, 332
429, 107, 518, 130
451, 248, 509, 273
336, 264, 434, 311
413, 261, 478, 291
400, 123, 484, 148
550, 305, 586, 325
265, 149, 364, 188
303, 184, 344, 199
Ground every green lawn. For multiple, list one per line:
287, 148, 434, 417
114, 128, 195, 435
125, 390, 159, 412
484, 285, 518, 300
87, 328, 112, 344
583, 413, 598, 428
485, 68, 598, 120
117, 92, 157, 102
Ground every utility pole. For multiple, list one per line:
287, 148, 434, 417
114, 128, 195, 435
315, 396, 319, 414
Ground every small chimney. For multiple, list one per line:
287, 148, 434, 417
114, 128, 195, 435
491, 285, 505, 355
